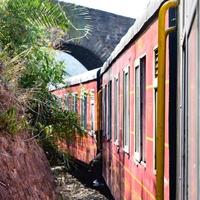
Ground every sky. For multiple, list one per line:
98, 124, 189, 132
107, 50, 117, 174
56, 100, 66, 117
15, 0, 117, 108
55, 50, 87, 76
59, 0, 150, 18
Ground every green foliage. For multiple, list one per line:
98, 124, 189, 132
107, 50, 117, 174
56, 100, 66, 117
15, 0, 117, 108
29, 91, 85, 165
0, 0, 70, 53
19, 48, 65, 89
0, 107, 27, 135
7, 0, 70, 30
29, 92, 84, 140
0, 0, 87, 163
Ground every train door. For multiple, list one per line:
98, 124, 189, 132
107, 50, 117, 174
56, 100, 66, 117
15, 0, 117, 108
177, 0, 200, 199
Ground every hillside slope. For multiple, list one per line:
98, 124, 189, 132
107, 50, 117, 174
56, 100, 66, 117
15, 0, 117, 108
0, 86, 56, 200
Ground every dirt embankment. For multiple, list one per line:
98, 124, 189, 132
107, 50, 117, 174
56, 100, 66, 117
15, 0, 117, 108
0, 85, 56, 200
0, 133, 56, 200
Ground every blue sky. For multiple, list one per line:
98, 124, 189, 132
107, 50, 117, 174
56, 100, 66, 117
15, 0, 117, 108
59, 0, 149, 18
55, 50, 87, 76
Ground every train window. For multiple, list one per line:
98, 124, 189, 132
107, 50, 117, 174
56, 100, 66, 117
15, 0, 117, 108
69, 94, 74, 111
140, 56, 146, 163
56, 96, 63, 109
90, 90, 95, 134
73, 93, 78, 113
64, 94, 69, 110
64, 93, 74, 111
107, 81, 112, 140
114, 76, 119, 144
135, 65, 141, 160
102, 88, 104, 135
153, 48, 158, 170
103, 85, 107, 136
80, 95, 87, 130
134, 56, 146, 162
123, 67, 130, 152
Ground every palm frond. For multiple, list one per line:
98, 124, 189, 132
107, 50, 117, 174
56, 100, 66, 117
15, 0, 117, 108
7, 0, 70, 31
2, 0, 92, 46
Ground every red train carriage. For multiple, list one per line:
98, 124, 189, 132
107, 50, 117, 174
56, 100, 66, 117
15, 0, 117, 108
176, 0, 200, 199
99, 0, 177, 199
51, 69, 99, 164
51, 0, 200, 199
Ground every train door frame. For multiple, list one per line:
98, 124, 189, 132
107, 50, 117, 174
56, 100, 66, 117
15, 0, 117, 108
198, 3, 200, 199
177, 1, 187, 199
177, 0, 199, 199
197, 2, 200, 198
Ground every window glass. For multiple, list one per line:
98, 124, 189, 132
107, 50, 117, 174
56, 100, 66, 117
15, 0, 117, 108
90, 91, 95, 133
81, 95, 87, 129
103, 85, 107, 136
73, 93, 78, 113
114, 77, 119, 143
135, 56, 146, 162
123, 68, 130, 151
108, 81, 112, 139
68, 94, 73, 111
140, 56, 146, 162
154, 49, 158, 170
64, 94, 69, 110
135, 66, 141, 157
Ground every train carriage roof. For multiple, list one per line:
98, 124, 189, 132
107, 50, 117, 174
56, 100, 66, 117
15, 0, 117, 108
65, 67, 100, 86
49, 67, 100, 91
100, 0, 165, 75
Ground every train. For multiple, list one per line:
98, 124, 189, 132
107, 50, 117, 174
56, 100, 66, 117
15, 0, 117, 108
51, 0, 200, 199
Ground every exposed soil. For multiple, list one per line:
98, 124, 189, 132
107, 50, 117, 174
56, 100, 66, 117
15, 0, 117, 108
0, 86, 56, 200
53, 164, 114, 200
0, 133, 56, 200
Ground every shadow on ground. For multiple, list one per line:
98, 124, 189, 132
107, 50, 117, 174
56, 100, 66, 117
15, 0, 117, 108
67, 160, 114, 200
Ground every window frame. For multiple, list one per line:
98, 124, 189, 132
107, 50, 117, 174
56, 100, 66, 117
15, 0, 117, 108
90, 89, 95, 136
123, 66, 130, 153
103, 85, 107, 136
107, 81, 112, 140
140, 55, 146, 164
134, 59, 141, 162
134, 55, 147, 164
153, 46, 158, 172
114, 74, 120, 146
80, 94, 87, 130
64, 94, 69, 110
73, 92, 78, 113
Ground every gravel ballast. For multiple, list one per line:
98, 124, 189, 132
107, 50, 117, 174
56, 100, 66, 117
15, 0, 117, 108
53, 166, 113, 200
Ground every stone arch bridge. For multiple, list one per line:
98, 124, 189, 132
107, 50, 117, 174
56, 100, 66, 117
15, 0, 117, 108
57, 2, 135, 70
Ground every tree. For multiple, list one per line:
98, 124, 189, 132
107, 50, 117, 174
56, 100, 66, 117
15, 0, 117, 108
0, 0, 89, 164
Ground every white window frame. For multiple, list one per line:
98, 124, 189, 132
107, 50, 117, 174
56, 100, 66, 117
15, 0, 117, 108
103, 85, 107, 136
123, 66, 130, 153
134, 59, 141, 162
69, 93, 74, 111
141, 55, 146, 164
153, 47, 158, 172
134, 55, 147, 164
73, 92, 78, 113
64, 94, 69, 110
114, 74, 120, 146
107, 81, 112, 140
80, 94, 87, 130
89, 89, 95, 136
